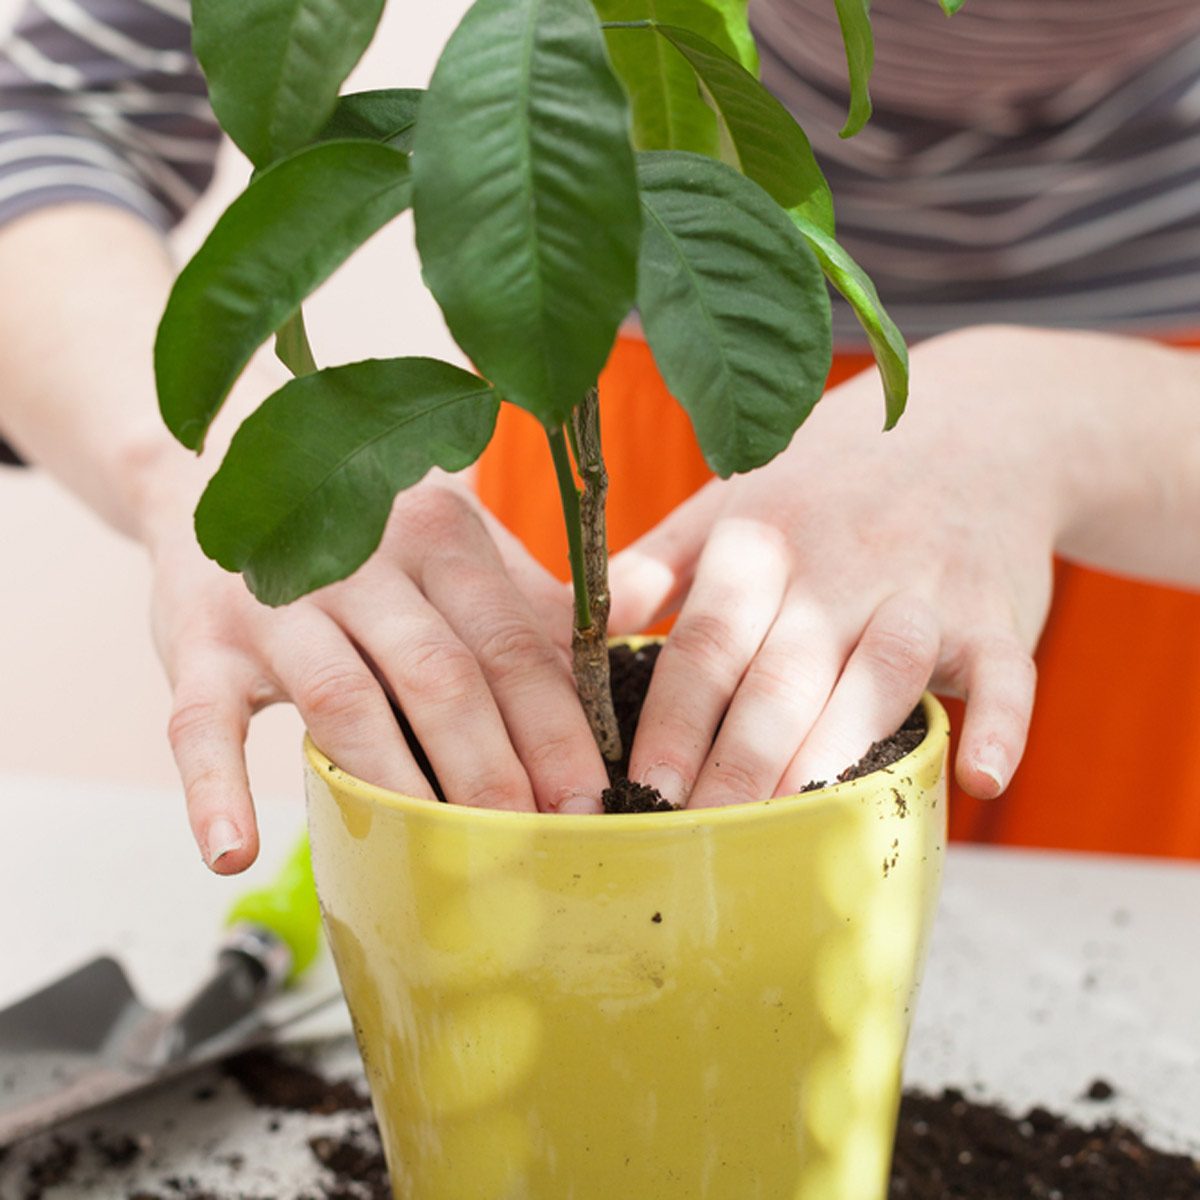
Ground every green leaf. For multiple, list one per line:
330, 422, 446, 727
195, 359, 499, 605
597, 1, 749, 154
274, 309, 318, 377
644, 23, 833, 235
832, 0, 874, 138
317, 88, 423, 151
939, 0, 966, 12
696, 0, 758, 76
636, 151, 832, 477
192, 0, 386, 167
792, 213, 908, 429
413, 0, 640, 428
157, 141, 411, 451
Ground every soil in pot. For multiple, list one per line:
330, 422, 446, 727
396, 641, 929, 814
9, 1048, 1198, 1199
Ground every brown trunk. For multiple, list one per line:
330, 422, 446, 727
571, 385, 621, 763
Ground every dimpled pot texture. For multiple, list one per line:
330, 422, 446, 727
304, 673, 949, 1200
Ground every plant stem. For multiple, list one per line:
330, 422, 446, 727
570, 385, 621, 764
546, 392, 622, 765
547, 428, 591, 632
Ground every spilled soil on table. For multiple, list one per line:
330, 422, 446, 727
8, 1048, 1198, 1199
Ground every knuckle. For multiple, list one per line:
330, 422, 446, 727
738, 641, 813, 704
393, 635, 481, 707
994, 669, 1038, 727
973, 629, 1038, 688
864, 603, 939, 683
167, 696, 221, 753
670, 612, 741, 681
705, 753, 767, 805
297, 661, 379, 724
395, 485, 478, 542
964, 631, 1037, 725
475, 617, 555, 683
1006, 648, 1038, 694
523, 726, 592, 781
459, 775, 530, 812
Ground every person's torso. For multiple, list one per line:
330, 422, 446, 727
755, 0, 1200, 339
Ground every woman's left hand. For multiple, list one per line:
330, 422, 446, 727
606, 326, 1068, 807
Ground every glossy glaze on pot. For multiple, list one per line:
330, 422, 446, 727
305, 694, 949, 1200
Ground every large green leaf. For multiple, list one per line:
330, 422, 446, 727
636, 152, 831, 477
317, 89, 423, 151
698, 0, 758, 76
597, 0, 748, 154
792, 214, 908, 429
156, 141, 411, 451
940, 0, 966, 12
832, 0, 874, 138
195, 359, 500, 605
413, 0, 640, 428
635, 23, 833, 234
192, 0, 387, 167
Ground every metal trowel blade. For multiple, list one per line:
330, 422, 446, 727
0, 954, 341, 1146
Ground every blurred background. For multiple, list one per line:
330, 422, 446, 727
0, 0, 472, 802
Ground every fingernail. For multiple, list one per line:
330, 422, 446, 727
973, 749, 1007, 798
641, 765, 688, 808
206, 817, 243, 865
557, 791, 599, 815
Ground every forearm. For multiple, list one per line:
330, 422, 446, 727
0, 203, 291, 552
0, 203, 196, 539
911, 325, 1200, 591
1050, 332, 1200, 589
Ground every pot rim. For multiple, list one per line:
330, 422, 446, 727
304, 692, 950, 830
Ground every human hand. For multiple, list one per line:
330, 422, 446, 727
606, 325, 1080, 808
146, 476, 609, 874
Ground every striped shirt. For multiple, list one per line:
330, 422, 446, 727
0, 0, 218, 233
757, 0, 1200, 338
3, 0, 1200, 343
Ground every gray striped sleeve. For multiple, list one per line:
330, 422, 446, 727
0, 0, 220, 232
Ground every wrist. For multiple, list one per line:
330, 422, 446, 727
116, 434, 204, 552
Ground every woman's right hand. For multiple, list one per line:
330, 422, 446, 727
144, 475, 611, 875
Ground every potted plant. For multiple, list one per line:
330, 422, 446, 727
155, 0, 956, 1195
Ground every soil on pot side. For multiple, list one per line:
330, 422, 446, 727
11, 1049, 1198, 1200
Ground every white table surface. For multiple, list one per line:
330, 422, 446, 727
1, 772, 1197, 1196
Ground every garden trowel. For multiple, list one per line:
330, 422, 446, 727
0, 835, 339, 1146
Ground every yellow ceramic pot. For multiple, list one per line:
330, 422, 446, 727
305, 687, 948, 1200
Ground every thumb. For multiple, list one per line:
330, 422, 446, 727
608, 481, 724, 633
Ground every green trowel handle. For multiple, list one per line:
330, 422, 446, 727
224, 832, 322, 982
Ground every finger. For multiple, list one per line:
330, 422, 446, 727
266, 611, 439, 804
685, 595, 850, 809
627, 518, 792, 807
778, 593, 940, 795
326, 580, 539, 813
951, 632, 1037, 799
475, 505, 576, 652
607, 481, 727, 633
415, 539, 609, 813
168, 648, 265, 876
